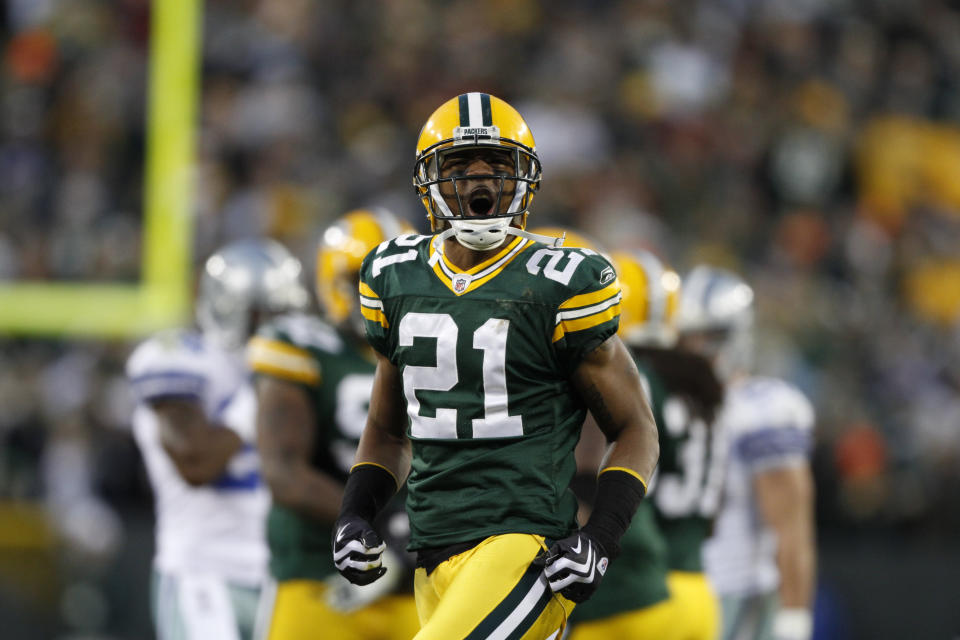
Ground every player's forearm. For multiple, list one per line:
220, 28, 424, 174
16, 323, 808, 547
773, 522, 815, 640
174, 428, 244, 486
574, 336, 660, 481
600, 415, 659, 483
755, 466, 817, 609
355, 353, 412, 483
254, 374, 341, 517
584, 394, 658, 559
776, 519, 816, 608
354, 423, 411, 485
155, 401, 244, 486
342, 411, 409, 524
592, 376, 660, 482
262, 460, 344, 522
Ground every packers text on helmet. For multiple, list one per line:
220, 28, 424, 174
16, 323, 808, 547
414, 93, 541, 250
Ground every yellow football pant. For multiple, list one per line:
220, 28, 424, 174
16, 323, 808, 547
568, 570, 718, 640
664, 571, 720, 640
568, 597, 676, 640
413, 534, 576, 640
262, 579, 420, 640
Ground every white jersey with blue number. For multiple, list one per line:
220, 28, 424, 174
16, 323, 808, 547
703, 376, 814, 596
126, 329, 268, 586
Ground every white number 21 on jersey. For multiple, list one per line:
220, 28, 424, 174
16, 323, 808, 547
398, 312, 522, 440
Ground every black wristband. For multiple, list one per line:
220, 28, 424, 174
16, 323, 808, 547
338, 463, 399, 523
580, 468, 647, 560
568, 472, 598, 507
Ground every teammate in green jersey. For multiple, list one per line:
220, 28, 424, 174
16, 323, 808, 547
614, 249, 726, 640
331, 93, 660, 640
562, 247, 675, 638
250, 210, 420, 640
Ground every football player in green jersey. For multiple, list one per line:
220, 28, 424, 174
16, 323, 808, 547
331, 93, 660, 640
249, 209, 421, 640
610, 249, 726, 640
512, 238, 670, 640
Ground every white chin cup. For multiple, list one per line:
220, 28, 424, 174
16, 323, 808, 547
450, 218, 510, 250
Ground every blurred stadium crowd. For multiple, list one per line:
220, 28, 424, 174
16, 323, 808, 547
2, 0, 960, 636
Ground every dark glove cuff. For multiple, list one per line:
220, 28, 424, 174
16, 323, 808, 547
568, 472, 598, 506
580, 468, 647, 560
339, 463, 399, 523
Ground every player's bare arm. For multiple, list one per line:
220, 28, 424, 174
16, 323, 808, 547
151, 397, 243, 486
333, 351, 409, 586
542, 333, 660, 603
353, 351, 411, 483
572, 416, 606, 525
572, 334, 660, 481
255, 376, 344, 522
754, 464, 816, 609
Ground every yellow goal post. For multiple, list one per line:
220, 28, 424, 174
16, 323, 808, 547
0, 0, 200, 338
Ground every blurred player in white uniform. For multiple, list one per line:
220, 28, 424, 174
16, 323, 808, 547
677, 266, 816, 640
126, 239, 308, 640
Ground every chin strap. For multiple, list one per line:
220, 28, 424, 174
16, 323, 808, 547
506, 226, 565, 248
429, 225, 566, 267
428, 228, 456, 266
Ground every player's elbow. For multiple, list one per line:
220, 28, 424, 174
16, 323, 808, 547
180, 472, 211, 487
635, 414, 660, 463
175, 457, 225, 487
648, 433, 660, 464
260, 461, 301, 508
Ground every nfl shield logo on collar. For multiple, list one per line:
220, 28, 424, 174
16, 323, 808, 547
453, 274, 471, 294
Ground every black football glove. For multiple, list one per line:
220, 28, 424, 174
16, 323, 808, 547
541, 530, 609, 603
332, 515, 387, 586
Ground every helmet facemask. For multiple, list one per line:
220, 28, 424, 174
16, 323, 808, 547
415, 140, 541, 251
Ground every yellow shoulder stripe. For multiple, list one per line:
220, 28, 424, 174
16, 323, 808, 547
247, 336, 321, 385
559, 280, 621, 310
552, 303, 621, 342
359, 281, 379, 298
360, 305, 389, 328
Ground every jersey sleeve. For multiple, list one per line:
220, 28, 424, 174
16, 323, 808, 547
126, 330, 209, 403
731, 380, 815, 473
358, 249, 391, 357
551, 252, 622, 373
246, 314, 327, 387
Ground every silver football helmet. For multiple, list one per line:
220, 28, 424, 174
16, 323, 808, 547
196, 239, 308, 350
676, 265, 755, 380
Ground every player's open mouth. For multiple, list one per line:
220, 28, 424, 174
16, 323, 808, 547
467, 188, 494, 216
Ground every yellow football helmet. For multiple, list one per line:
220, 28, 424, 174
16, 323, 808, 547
316, 208, 413, 332
611, 249, 682, 347
414, 92, 541, 250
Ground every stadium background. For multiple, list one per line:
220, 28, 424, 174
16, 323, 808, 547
1, 0, 959, 637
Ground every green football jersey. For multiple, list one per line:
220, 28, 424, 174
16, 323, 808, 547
248, 312, 377, 581
359, 233, 621, 550
635, 354, 725, 573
